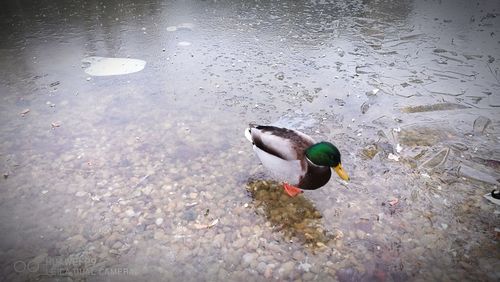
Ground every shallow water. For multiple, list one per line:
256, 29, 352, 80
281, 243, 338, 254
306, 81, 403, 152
0, 0, 499, 281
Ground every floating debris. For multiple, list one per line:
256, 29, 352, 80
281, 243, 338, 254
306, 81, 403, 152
275, 72, 285, 80
424, 82, 466, 96
388, 198, 399, 206
361, 144, 378, 160
433, 48, 447, 53
396, 144, 403, 153
473, 116, 491, 135
365, 88, 379, 96
458, 164, 499, 185
360, 102, 370, 114
401, 103, 469, 113
398, 125, 454, 146
194, 218, 219, 229
336, 47, 345, 57
419, 148, 450, 169
19, 109, 30, 116
335, 98, 346, 106
488, 94, 500, 107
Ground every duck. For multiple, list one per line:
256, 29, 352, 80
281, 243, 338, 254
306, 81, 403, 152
245, 124, 349, 197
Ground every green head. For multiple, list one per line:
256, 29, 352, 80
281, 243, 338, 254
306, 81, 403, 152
305, 142, 350, 181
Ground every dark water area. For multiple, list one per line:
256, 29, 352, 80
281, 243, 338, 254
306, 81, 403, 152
0, 0, 499, 281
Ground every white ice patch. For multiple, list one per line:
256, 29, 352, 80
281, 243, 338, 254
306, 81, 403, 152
82, 57, 146, 76
177, 23, 194, 30
388, 153, 400, 161
177, 41, 192, 47
167, 23, 194, 32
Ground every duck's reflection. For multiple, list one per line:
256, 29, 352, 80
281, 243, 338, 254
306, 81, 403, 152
247, 180, 334, 248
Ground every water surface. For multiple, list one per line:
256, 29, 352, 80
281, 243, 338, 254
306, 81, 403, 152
0, 0, 499, 281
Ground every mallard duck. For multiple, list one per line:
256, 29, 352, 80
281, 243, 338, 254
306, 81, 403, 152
245, 124, 349, 196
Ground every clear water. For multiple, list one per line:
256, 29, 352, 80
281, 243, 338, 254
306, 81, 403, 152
0, 0, 499, 281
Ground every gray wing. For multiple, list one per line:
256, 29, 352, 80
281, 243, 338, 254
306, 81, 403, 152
248, 125, 315, 160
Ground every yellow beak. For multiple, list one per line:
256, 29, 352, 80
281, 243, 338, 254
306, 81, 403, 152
333, 163, 350, 181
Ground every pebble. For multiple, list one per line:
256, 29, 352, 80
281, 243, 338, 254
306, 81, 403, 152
241, 226, 251, 236
303, 272, 315, 280
218, 268, 229, 280
142, 186, 153, 195
299, 261, 312, 272
111, 241, 123, 249
278, 261, 295, 277
232, 238, 246, 249
155, 218, 164, 226
356, 230, 366, 239
213, 233, 225, 248
241, 252, 258, 267
247, 238, 260, 250
125, 209, 135, 217
292, 250, 305, 261
264, 264, 274, 278
62, 154, 75, 162
257, 262, 267, 274
105, 233, 120, 247
154, 230, 166, 240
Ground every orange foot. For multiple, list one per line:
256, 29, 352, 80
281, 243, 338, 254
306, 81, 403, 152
283, 182, 303, 197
